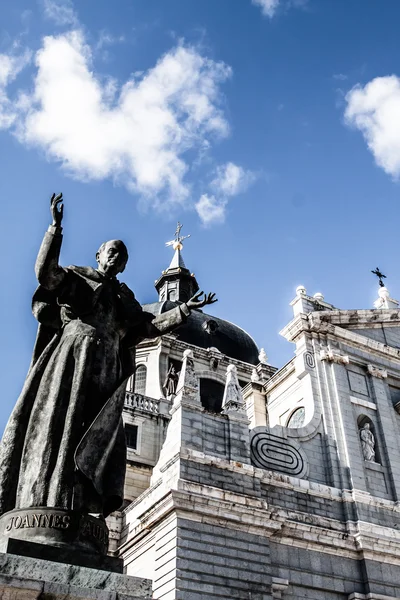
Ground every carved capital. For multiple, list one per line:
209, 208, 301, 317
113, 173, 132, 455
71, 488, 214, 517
367, 364, 387, 379
320, 349, 349, 365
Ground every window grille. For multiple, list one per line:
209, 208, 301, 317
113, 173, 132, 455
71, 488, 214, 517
134, 365, 147, 395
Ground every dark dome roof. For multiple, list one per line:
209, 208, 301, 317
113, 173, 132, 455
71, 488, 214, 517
143, 300, 259, 365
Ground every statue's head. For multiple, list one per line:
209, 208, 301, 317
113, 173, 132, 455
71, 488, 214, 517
96, 240, 128, 277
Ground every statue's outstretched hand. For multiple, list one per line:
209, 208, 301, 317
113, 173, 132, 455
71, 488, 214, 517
50, 193, 64, 227
187, 290, 218, 310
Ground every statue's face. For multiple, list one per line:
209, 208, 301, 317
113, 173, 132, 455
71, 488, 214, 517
96, 240, 128, 277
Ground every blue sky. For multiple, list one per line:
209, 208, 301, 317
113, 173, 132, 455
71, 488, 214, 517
1, 0, 400, 431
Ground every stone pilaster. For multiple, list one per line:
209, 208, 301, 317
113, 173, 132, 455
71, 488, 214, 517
243, 380, 267, 428
368, 371, 400, 501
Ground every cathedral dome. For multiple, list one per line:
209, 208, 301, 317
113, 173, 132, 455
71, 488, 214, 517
143, 300, 259, 365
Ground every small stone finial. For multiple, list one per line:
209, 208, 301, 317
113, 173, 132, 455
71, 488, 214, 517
378, 286, 390, 299
174, 349, 200, 404
222, 364, 245, 413
258, 348, 268, 365
313, 292, 324, 302
373, 285, 399, 309
296, 285, 306, 297
251, 368, 261, 383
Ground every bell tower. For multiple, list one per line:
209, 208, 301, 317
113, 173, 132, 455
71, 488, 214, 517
155, 222, 199, 303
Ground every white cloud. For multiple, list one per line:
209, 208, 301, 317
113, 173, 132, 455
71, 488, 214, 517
195, 194, 226, 226
0, 51, 31, 129
195, 162, 255, 226
345, 75, 400, 179
0, 27, 251, 223
211, 161, 254, 196
42, 0, 79, 27
252, 0, 280, 18
11, 30, 231, 207
96, 31, 125, 51
333, 73, 348, 81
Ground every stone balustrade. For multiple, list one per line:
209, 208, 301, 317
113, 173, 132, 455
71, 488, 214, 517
124, 392, 160, 414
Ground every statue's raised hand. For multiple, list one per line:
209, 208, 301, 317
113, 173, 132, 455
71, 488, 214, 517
50, 193, 64, 227
187, 290, 218, 310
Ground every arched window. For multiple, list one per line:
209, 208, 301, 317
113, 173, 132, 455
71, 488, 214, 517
200, 378, 225, 413
286, 407, 306, 429
134, 365, 147, 395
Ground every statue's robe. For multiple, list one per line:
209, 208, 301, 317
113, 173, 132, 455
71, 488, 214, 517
0, 228, 189, 518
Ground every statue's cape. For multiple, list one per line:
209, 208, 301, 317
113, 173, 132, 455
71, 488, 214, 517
32, 266, 153, 515
0, 267, 150, 517
0, 264, 184, 517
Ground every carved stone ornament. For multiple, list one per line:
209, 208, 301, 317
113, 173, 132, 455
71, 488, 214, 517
209, 357, 219, 370
367, 364, 388, 379
320, 349, 349, 365
250, 428, 308, 479
258, 348, 268, 365
175, 349, 200, 403
222, 364, 245, 413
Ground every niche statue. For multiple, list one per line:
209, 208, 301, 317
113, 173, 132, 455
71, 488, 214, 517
0, 193, 216, 546
360, 423, 376, 462
163, 364, 179, 398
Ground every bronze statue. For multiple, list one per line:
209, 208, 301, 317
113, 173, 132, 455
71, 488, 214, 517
0, 193, 216, 523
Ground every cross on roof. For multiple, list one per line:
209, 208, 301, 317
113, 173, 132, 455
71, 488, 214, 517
165, 222, 191, 250
371, 267, 387, 288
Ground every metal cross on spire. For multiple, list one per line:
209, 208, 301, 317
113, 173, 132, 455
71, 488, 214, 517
165, 221, 191, 251
371, 267, 387, 288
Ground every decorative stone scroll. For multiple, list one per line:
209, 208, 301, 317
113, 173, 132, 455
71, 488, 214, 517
250, 428, 308, 478
367, 364, 388, 379
320, 349, 349, 365
174, 348, 200, 406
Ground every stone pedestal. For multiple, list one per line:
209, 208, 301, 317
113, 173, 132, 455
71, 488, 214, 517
0, 550, 152, 599
0, 507, 110, 557
0, 509, 154, 598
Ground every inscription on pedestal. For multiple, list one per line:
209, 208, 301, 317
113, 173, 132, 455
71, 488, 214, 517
0, 507, 109, 555
5, 513, 70, 531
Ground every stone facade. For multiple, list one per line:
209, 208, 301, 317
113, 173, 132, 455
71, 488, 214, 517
108, 279, 400, 599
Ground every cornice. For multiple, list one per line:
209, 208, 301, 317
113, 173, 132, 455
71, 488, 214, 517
280, 312, 400, 365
